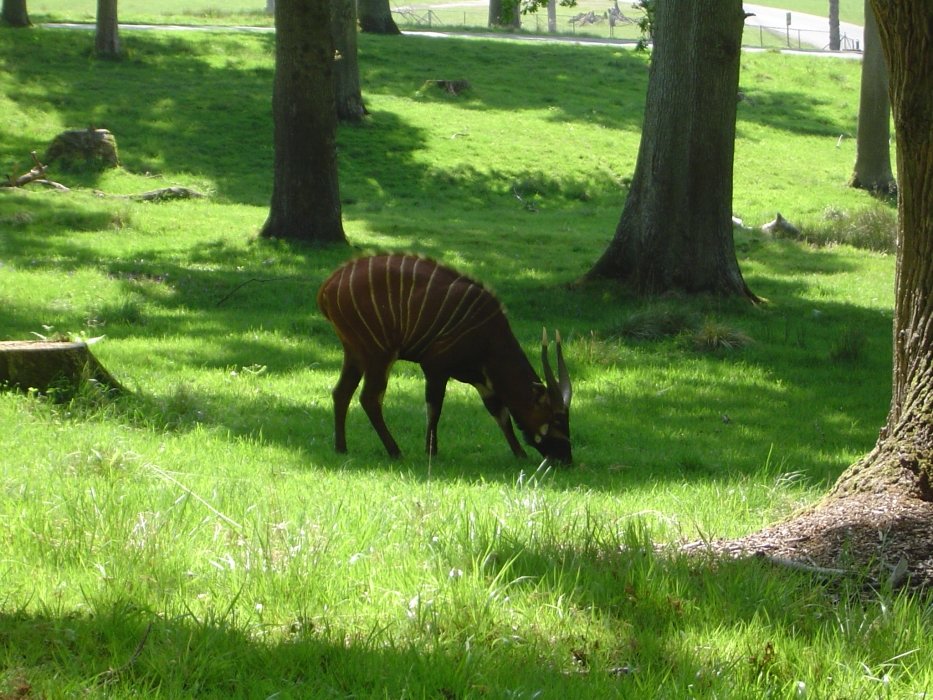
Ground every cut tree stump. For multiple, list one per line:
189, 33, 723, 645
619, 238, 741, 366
0, 340, 124, 398
44, 128, 120, 170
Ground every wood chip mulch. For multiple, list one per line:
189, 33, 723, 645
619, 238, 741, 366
682, 492, 933, 590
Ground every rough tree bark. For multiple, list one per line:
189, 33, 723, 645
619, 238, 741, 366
711, 0, 933, 588
488, 0, 521, 30
1, 0, 30, 26
332, 0, 367, 123
586, 0, 754, 300
0, 341, 124, 398
358, 0, 400, 35
260, 0, 347, 245
850, 0, 896, 195
95, 0, 121, 58
831, 0, 933, 503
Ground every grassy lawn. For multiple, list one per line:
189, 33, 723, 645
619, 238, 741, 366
1, 23, 925, 699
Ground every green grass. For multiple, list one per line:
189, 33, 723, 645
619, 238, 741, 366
1, 25, 926, 699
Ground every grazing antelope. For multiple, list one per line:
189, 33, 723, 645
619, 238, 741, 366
317, 254, 573, 463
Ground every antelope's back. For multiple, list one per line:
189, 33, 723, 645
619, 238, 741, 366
318, 254, 504, 361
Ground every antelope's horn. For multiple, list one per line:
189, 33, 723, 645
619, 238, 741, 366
554, 330, 572, 408
541, 328, 565, 409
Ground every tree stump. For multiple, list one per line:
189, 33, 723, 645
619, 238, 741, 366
0, 340, 124, 398
44, 128, 120, 170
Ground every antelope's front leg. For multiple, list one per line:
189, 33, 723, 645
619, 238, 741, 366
474, 385, 527, 458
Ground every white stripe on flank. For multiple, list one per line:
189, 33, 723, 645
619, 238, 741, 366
402, 257, 424, 346
348, 259, 387, 352
406, 275, 464, 354
368, 257, 390, 345
332, 264, 348, 321
434, 304, 502, 355
430, 282, 483, 341
385, 255, 397, 330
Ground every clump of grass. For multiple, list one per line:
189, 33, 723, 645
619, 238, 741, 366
617, 304, 699, 341
797, 206, 897, 252
688, 318, 752, 352
829, 325, 867, 363
616, 305, 751, 353
94, 299, 145, 327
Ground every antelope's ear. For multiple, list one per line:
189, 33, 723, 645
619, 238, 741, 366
532, 381, 549, 405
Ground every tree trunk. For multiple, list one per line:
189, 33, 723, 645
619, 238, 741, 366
0, 341, 124, 398
586, 0, 754, 300
828, 0, 840, 50
696, 0, 933, 587
95, 0, 121, 59
332, 0, 367, 123
1, 0, 30, 26
358, 0, 401, 35
547, 0, 557, 33
488, 0, 520, 30
850, 0, 896, 195
832, 0, 933, 502
260, 0, 347, 245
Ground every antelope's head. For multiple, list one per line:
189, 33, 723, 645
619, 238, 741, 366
526, 329, 573, 464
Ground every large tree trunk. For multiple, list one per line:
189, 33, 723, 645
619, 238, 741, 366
708, 0, 933, 589
850, 0, 896, 195
586, 0, 754, 300
332, 0, 367, 123
488, 0, 520, 30
1, 0, 30, 26
260, 0, 347, 245
358, 0, 400, 35
833, 0, 933, 500
95, 0, 121, 59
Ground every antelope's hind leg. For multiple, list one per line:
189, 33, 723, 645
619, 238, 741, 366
332, 351, 363, 453
359, 363, 402, 458
423, 372, 449, 456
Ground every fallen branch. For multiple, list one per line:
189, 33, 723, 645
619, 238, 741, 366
127, 186, 205, 202
3, 149, 202, 201
95, 622, 153, 686
756, 551, 849, 577
215, 276, 301, 307
3, 151, 57, 188
420, 79, 470, 96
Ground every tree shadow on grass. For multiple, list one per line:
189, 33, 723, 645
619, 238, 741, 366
1, 199, 893, 493
0, 27, 860, 213
0, 539, 919, 697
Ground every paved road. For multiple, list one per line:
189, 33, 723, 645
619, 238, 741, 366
744, 3, 863, 51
